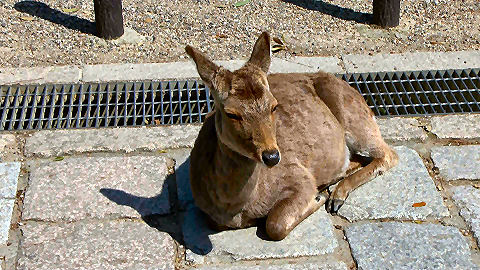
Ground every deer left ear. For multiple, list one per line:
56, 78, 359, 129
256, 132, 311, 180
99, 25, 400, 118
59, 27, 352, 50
185, 45, 219, 85
248, 32, 271, 73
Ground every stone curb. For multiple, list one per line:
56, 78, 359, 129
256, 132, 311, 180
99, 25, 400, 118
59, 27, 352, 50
1, 50, 479, 85
22, 116, 433, 158
342, 50, 480, 73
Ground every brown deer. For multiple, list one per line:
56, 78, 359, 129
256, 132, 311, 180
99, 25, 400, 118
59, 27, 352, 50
187, 32, 398, 241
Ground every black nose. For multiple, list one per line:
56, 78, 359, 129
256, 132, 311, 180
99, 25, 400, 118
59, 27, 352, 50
262, 150, 280, 167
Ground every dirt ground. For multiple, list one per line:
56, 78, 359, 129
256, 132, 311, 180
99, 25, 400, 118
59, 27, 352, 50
0, 0, 479, 68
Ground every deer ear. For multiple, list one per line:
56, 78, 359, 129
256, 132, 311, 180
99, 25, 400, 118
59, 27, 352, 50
185, 45, 219, 85
248, 32, 271, 73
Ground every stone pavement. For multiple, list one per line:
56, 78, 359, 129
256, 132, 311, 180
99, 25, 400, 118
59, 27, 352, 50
0, 113, 478, 270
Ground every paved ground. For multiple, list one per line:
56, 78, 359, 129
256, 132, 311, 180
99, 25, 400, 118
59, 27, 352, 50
0, 51, 480, 269
0, 113, 479, 270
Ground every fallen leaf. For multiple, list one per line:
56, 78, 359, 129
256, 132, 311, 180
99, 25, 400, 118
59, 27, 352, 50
412, 201, 426, 207
154, 119, 161, 125
144, 18, 153, 23
144, 119, 149, 124
53, 156, 64, 161
413, 220, 423, 224
20, 16, 34, 21
234, 0, 250, 7
215, 4, 228, 8
273, 37, 284, 45
158, 149, 167, 153
62, 7, 80, 13
473, 183, 480, 189
216, 33, 227, 38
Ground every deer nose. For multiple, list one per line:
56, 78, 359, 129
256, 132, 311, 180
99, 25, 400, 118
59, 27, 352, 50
262, 150, 280, 167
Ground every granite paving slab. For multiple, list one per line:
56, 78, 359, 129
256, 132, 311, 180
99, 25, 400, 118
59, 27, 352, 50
342, 51, 480, 73
0, 134, 17, 162
0, 162, 21, 199
24, 125, 201, 157
0, 162, 20, 245
431, 146, 480, 181
452, 185, 480, 246
376, 117, 427, 141
184, 207, 338, 264
430, 114, 480, 139
0, 199, 14, 244
338, 146, 449, 221
346, 222, 479, 270
17, 220, 176, 270
191, 261, 348, 270
23, 156, 173, 221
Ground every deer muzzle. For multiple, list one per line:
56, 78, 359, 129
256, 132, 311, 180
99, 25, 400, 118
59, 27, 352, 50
261, 149, 281, 167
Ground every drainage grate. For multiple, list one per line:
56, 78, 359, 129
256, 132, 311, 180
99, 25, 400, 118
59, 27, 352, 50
1, 69, 479, 131
340, 68, 480, 117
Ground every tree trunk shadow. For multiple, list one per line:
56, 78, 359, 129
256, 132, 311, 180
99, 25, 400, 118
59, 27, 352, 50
14, 1, 96, 35
282, 0, 372, 24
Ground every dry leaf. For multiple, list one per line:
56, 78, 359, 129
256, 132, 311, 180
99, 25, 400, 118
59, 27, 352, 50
158, 149, 168, 153
54, 156, 64, 161
412, 202, 426, 207
20, 16, 34, 21
473, 183, 480, 189
62, 7, 80, 13
144, 18, 153, 23
154, 119, 161, 125
413, 220, 423, 224
216, 33, 227, 38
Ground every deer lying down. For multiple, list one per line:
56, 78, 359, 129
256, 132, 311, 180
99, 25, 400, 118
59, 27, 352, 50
187, 32, 398, 241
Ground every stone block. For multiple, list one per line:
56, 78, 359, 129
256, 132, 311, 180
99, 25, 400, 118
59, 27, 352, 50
338, 147, 449, 221
23, 156, 173, 221
346, 222, 479, 270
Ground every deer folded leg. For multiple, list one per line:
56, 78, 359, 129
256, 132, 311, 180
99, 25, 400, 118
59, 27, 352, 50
266, 188, 325, 241
326, 144, 398, 213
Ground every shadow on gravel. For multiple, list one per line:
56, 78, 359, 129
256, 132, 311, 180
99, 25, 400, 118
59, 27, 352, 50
282, 0, 372, 24
14, 1, 96, 35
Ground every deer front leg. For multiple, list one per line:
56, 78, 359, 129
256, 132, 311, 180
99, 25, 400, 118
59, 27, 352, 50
327, 144, 398, 213
266, 187, 327, 241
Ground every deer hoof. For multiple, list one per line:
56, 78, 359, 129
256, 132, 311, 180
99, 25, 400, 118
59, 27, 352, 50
326, 198, 344, 214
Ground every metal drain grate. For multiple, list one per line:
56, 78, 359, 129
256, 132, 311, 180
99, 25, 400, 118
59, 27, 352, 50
1, 68, 479, 131
0, 81, 212, 131
341, 68, 480, 116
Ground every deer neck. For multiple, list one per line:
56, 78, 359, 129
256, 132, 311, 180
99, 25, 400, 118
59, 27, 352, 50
213, 139, 259, 204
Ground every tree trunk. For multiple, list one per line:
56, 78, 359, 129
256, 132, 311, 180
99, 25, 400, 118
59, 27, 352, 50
94, 0, 124, 39
373, 0, 400, 28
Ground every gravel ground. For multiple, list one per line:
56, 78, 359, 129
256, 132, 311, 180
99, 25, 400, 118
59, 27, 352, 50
0, 0, 479, 68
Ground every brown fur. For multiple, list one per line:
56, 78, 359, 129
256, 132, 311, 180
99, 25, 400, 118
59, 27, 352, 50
187, 32, 398, 241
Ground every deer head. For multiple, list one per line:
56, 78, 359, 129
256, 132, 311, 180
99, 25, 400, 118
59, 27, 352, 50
186, 32, 280, 167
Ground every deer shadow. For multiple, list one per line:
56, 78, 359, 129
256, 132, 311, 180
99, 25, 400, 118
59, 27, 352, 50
100, 154, 274, 256
14, 1, 96, 35
282, 0, 372, 24
98, 156, 214, 255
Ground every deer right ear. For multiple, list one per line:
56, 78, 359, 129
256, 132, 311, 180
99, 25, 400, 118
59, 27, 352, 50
248, 32, 271, 73
185, 45, 219, 85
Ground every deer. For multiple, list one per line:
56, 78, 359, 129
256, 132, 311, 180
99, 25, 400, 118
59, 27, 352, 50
187, 32, 398, 241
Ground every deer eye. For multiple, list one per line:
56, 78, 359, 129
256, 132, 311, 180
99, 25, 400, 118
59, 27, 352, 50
271, 104, 278, 113
225, 112, 243, 121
